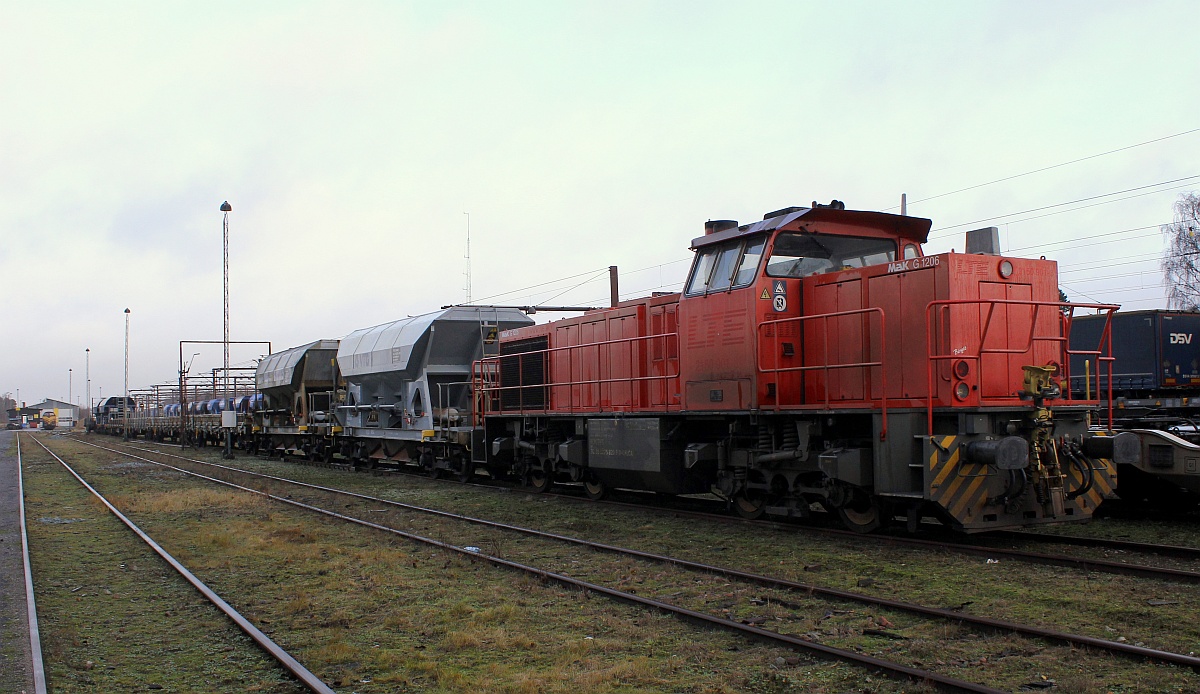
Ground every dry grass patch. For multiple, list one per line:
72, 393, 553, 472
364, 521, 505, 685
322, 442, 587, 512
115, 486, 264, 513
313, 640, 358, 664
282, 592, 314, 615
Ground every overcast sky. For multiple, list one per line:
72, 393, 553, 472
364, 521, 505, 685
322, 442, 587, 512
2, 1, 1197, 408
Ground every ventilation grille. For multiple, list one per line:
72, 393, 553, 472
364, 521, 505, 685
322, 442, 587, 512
499, 336, 548, 410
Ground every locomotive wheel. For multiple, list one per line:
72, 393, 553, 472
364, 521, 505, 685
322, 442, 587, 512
527, 460, 552, 494
733, 491, 767, 520
583, 473, 608, 501
835, 497, 886, 534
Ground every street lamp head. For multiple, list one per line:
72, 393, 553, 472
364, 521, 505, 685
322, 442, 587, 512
124, 308, 130, 314
220, 201, 232, 212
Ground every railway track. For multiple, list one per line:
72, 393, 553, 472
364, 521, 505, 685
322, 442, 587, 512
71, 437, 1200, 687
66, 436, 1000, 692
989, 529, 1200, 562
20, 434, 335, 694
14, 434, 48, 694
100, 435, 1200, 581
124, 435, 1200, 580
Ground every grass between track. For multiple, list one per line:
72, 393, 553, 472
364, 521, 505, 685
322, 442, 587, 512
29, 433, 1200, 692
18, 436, 307, 693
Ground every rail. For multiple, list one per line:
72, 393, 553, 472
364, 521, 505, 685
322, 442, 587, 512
16, 435, 48, 694
27, 435, 335, 694
924, 299, 1118, 436
757, 307, 889, 440
474, 332, 679, 419
85, 438, 1004, 692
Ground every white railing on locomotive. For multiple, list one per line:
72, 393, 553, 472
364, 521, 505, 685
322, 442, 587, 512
477, 332, 681, 415
922, 299, 1119, 435
756, 307, 890, 438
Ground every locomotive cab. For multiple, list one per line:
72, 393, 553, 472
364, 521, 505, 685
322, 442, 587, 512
678, 203, 930, 413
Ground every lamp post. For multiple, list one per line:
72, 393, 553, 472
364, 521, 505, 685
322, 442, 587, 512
69, 368, 72, 406
85, 347, 91, 429
220, 200, 234, 459
123, 308, 130, 441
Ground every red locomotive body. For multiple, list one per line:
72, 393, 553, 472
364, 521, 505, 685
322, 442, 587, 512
478, 203, 1133, 532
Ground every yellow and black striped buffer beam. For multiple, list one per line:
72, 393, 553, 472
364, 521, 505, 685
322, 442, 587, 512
925, 435, 1115, 529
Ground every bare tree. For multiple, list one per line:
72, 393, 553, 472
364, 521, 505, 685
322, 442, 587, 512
1161, 192, 1200, 311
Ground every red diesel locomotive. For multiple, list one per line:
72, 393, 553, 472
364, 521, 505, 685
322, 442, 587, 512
476, 202, 1137, 532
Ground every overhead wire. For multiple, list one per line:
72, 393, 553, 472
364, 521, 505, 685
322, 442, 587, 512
928, 175, 1200, 237
469, 266, 611, 305
539, 268, 612, 305
473, 156, 1195, 310
882, 126, 1200, 210
1004, 224, 1162, 254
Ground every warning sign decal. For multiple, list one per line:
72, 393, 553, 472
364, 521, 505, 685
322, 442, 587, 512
772, 280, 788, 312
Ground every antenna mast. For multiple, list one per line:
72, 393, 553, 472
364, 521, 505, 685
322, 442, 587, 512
464, 211, 472, 304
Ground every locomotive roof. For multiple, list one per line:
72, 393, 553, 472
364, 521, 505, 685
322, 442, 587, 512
337, 306, 533, 378
257, 339, 340, 390
691, 206, 931, 249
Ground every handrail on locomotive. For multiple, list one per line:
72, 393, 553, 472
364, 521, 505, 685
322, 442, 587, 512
924, 299, 1119, 436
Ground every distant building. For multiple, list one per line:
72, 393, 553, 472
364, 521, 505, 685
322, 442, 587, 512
30, 399, 81, 429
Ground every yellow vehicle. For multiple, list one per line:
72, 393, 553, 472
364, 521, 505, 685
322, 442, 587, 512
41, 410, 57, 430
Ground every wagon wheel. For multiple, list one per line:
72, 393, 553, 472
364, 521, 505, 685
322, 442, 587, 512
583, 472, 608, 501
454, 454, 474, 483
421, 452, 442, 480
322, 445, 334, 465
732, 490, 767, 520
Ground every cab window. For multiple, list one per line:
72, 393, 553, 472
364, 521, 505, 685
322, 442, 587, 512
765, 232, 897, 278
684, 236, 766, 296
733, 237, 766, 287
706, 245, 741, 292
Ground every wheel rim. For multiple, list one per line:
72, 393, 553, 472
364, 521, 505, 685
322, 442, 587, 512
422, 454, 442, 479
529, 465, 551, 493
837, 501, 883, 533
584, 474, 607, 500
733, 492, 766, 520
456, 458, 473, 483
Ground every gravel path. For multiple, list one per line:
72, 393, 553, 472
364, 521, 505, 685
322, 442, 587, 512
0, 430, 35, 694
